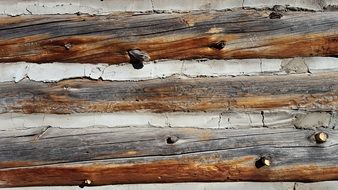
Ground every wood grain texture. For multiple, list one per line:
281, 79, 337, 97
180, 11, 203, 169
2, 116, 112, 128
0, 10, 338, 64
1, 72, 338, 113
0, 126, 337, 187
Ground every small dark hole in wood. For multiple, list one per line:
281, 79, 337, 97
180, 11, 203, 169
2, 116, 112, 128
255, 157, 270, 168
269, 12, 283, 19
255, 160, 264, 168
135, 99, 139, 102
166, 136, 179, 144
210, 41, 226, 50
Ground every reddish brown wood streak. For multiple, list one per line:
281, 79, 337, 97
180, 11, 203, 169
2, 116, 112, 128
0, 11, 337, 64
1, 157, 338, 187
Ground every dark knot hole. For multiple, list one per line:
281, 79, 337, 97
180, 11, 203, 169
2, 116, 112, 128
166, 136, 179, 144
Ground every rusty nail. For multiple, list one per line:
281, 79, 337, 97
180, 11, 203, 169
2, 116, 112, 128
315, 132, 328, 143
256, 156, 271, 168
128, 49, 150, 69
166, 136, 179, 144
261, 157, 271, 166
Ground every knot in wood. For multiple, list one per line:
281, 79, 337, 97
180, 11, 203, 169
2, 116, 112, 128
166, 136, 179, 144
210, 41, 226, 50
269, 12, 283, 19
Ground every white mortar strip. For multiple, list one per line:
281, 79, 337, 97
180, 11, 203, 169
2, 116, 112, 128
1, 0, 337, 15
1, 110, 328, 130
1, 57, 338, 83
0, 59, 275, 82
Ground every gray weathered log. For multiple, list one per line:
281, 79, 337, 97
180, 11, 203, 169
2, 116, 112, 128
0, 126, 337, 187
1, 72, 338, 113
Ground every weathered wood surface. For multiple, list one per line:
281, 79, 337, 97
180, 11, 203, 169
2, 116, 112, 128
0, 126, 337, 187
1, 72, 338, 113
0, 10, 338, 64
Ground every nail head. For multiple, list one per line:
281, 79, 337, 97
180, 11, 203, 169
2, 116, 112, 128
256, 156, 271, 168
315, 132, 328, 143
262, 157, 271, 166
84, 179, 91, 185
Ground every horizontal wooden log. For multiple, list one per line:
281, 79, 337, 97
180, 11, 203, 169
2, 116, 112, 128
1, 72, 338, 113
0, 10, 338, 64
0, 126, 337, 187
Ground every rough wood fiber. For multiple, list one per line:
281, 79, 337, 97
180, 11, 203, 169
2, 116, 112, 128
1, 72, 338, 114
0, 10, 338, 64
0, 126, 337, 187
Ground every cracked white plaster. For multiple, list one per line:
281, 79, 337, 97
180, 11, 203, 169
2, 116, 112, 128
305, 57, 338, 73
0, 112, 223, 129
1, 57, 338, 83
101, 60, 183, 81
182, 59, 262, 77
293, 112, 331, 129
281, 58, 309, 74
243, 0, 331, 10
26, 63, 107, 82
165, 112, 220, 128
2, 0, 338, 15
1, 0, 153, 15
220, 112, 264, 129
152, 0, 242, 11
0, 62, 29, 82
262, 110, 298, 128
1, 111, 301, 129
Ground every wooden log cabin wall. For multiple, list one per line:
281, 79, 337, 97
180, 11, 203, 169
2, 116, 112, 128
1, 0, 338, 189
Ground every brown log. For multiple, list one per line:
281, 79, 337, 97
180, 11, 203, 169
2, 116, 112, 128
0, 126, 337, 187
0, 10, 337, 64
1, 72, 338, 113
